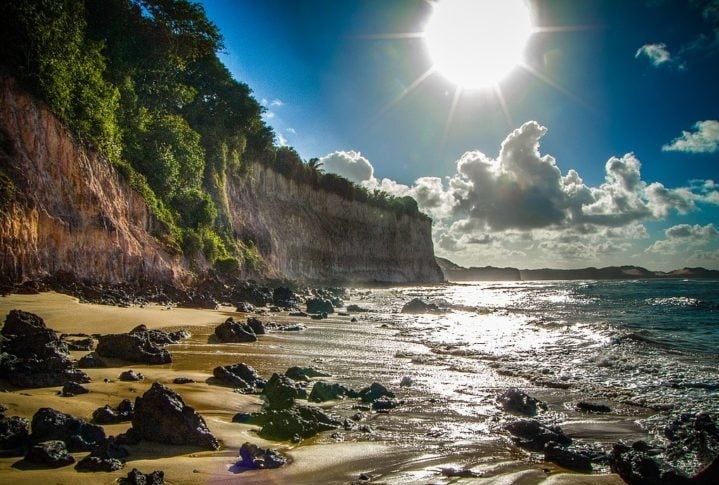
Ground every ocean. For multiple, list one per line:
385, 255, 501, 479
173, 278, 719, 481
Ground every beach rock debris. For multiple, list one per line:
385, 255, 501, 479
236, 441, 288, 469
400, 298, 443, 314
214, 317, 258, 343
127, 382, 220, 450
120, 468, 165, 485
609, 412, 719, 483
0, 309, 90, 388
95, 330, 172, 364
497, 388, 547, 416
92, 399, 134, 424
262, 373, 308, 410
212, 362, 266, 391
0, 414, 30, 457
75, 436, 128, 472
30, 407, 105, 452
60, 381, 90, 397
25, 440, 75, 468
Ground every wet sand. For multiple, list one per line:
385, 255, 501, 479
0, 292, 626, 484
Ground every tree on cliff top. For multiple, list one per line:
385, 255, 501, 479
0, 0, 429, 274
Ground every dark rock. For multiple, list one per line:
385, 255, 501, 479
61, 381, 89, 396
62, 334, 95, 351
609, 442, 671, 484
665, 413, 719, 478
172, 377, 195, 384
77, 353, 106, 368
120, 468, 165, 485
692, 453, 719, 484
0, 310, 90, 388
262, 373, 308, 410
235, 302, 255, 313
96, 333, 172, 364
272, 287, 299, 309
309, 381, 358, 402
372, 397, 400, 411
400, 298, 440, 314
212, 363, 265, 390
259, 405, 341, 441
75, 436, 128, 472
130, 382, 219, 450
119, 370, 144, 381
25, 440, 75, 467
544, 441, 593, 473
129, 326, 190, 346
0, 415, 30, 456
214, 317, 257, 343
359, 382, 395, 403
497, 388, 546, 416
30, 407, 106, 452
236, 441, 288, 469
236, 283, 273, 307
92, 399, 134, 424
245, 317, 266, 335
231, 412, 266, 425
576, 401, 611, 413
346, 304, 369, 313
504, 419, 572, 452
306, 298, 334, 315
285, 366, 331, 382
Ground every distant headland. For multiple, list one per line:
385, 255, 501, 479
436, 257, 719, 281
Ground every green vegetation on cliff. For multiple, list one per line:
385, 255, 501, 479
0, 0, 426, 273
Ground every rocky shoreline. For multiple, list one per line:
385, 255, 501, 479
1, 289, 718, 483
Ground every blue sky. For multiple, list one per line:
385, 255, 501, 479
198, 0, 719, 271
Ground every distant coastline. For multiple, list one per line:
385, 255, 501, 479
435, 257, 719, 281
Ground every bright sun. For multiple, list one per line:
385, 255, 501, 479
424, 0, 533, 89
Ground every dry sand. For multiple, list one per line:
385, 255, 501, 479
0, 292, 625, 484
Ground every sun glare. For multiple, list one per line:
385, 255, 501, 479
424, 0, 533, 89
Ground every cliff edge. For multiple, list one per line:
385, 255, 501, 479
0, 78, 443, 287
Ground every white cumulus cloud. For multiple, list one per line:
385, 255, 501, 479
319, 150, 374, 183
662, 120, 719, 153
635, 43, 673, 66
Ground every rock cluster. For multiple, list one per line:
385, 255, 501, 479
0, 310, 90, 388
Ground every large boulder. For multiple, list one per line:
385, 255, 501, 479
25, 440, 75, 468
96, 333, 171, 364
400, 298, 440, 314
497, 388, 546, 416
285, 366, 331, 382
262, 373, 308, 410
30, 407, 106, 452
130, 382, 219, 450
74, 436, 128, 472
0, 415, 30, 457
306, 298, 334, 315
121, 468, 165, 485
92, 399, 134, 424
236, 283, 272, 307
259, 405, 341, 441
129, 325, 190, 345
504, 419, 571, 452
0, 310, 90, 388
214, 318, 257, 343
272, 287, 299, 309
236, 442, 288, 469
212, 363, 266, 391
309, 381, 358, 402
359, 382, 395, 403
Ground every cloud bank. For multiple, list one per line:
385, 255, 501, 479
663, 120, 719, 153
321, 121, 719, 270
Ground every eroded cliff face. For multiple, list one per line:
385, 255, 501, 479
0, 78, 443, 286
226, 164, 444, 284
0, 77, 185, 285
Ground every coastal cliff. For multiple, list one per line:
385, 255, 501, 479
0, 78, 443, 286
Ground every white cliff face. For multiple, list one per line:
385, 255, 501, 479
225, 163, 444, 284
0, 77, 184, 285
0, 77, 443, 286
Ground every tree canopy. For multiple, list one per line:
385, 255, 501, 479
0, 0, 428, 273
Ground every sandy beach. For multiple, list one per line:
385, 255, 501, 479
0, 292, 627, 484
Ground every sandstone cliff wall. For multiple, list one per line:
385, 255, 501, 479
0, 78, 443, 286
226, 164, 444, 284
0, 77, 185, 285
